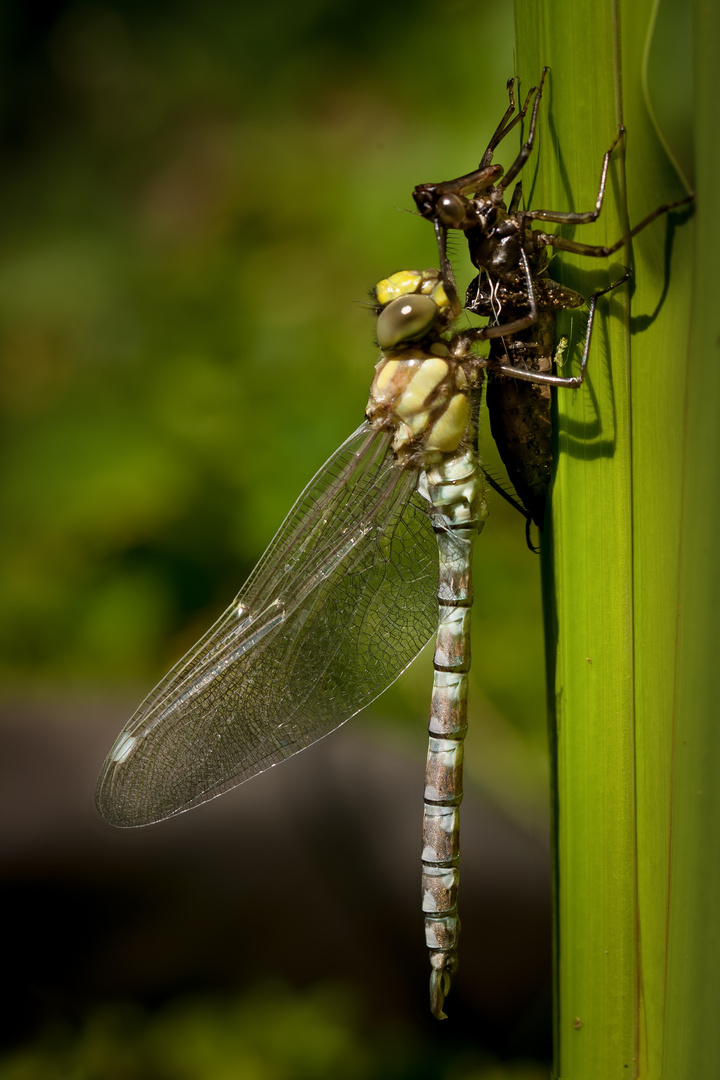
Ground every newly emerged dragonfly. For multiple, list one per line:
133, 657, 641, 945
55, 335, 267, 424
97, 74, 693, 1024
414, 69, 693, 528
97, 266, 513, 1019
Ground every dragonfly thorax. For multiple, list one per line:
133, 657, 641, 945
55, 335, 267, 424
368, 268, 478, 462
366, 348, 472, 459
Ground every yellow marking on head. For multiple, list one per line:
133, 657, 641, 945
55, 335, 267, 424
388, 270, 423, 291
375, 270, 423, 306
395, 357, 448, 419
426, 393, 470, 452
430, 342, 449, 357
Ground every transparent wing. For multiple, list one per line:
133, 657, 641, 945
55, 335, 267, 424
96, 422, 440, 827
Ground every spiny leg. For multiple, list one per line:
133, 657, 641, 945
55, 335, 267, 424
481, 465, 532, 522
434, 220, 463, 318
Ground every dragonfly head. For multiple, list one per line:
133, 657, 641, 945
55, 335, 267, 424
374, 269, 452, 350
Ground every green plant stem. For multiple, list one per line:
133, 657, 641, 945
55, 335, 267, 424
514, 1, 703, 1076
662, 0, 720, 1075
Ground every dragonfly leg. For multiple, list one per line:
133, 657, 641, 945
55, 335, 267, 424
508, 179, 523, 215
478, 76, 519, 168
490, 270, 631, 388
412, 71, 545, 235
434, 220, 463, 318
413, 164, 503, 214
480, 73, 544, 169
535, 192, 694, 258
523, 126, 625, 226
497, 67, 549, 193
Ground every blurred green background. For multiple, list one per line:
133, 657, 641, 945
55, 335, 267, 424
0, 0, 544, 726
0, 1, 554, 1077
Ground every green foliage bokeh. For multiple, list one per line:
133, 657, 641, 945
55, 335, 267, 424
0, 0, 548, 778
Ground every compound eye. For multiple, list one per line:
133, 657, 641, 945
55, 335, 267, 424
437, 193, 468, 228
376, 294, 438, 349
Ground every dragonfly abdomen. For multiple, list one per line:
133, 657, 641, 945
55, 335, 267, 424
421, 447, 483, 1020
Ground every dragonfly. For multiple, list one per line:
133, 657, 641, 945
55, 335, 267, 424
96, 264, 518, 1020
97, 75, 693, 1024
413, 68, 694, 530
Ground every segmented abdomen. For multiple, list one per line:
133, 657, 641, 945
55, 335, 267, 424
420, 446, 484, 1019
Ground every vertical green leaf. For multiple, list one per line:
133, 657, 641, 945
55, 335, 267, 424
513, 0, 699, 1076
662, 0, 720, 1076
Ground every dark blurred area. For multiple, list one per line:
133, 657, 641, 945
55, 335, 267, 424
2, 700, 551, 1078
0, 1, 553, 1076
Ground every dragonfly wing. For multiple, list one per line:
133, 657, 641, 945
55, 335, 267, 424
97, 423, 439, 827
